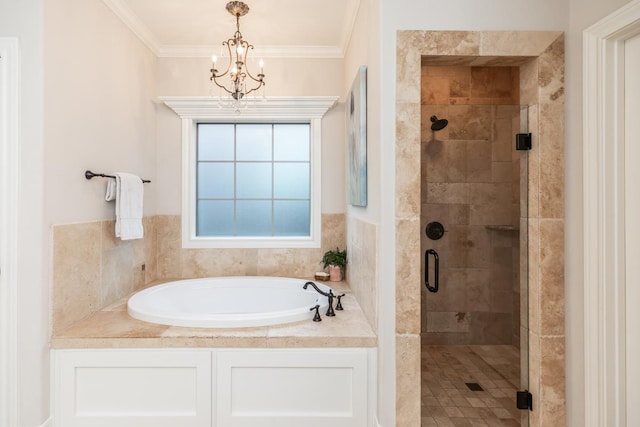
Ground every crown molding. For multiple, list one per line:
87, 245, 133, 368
339, 0, 361, 57
159, 96, 339, 119
102, 0, 161, 56
157, 45, 345, 59
102, 0, 354, 59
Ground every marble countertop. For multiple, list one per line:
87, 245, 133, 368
51, 280, 377, 349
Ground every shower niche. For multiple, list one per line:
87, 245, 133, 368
420, 64, 530, 425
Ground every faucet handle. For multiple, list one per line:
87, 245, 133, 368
310, 305, 322, 322
335, 293, 345, 310
326, 290, 336, 317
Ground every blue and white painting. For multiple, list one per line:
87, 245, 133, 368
347, 65, 367, 207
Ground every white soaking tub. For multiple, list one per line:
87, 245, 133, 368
127, 276, 331, 328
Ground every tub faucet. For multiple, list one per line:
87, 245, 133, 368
303, 281, 335, 317
303, 281, 330, 296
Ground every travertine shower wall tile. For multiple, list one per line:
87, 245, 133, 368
520, 59, 539, 105
154, 213, 347, 281
156, 214, 182, 279
52, 216, 158, 334
396, 102, 422, 217
539, 219, 564, 336
480, 31, 563, 57
256, 249, 316, 278
396, 218, 421, 335
396, 334, 421, 427
449, 105, 492, 140
100, 220, 134, 307
53, 213, 349, 333
539, 102, 565, 219
52, 222, 102, 334
538, 35, 565, 104
142, 216, 158, 285
347, 217, 378, 331
540, 336, 566, 426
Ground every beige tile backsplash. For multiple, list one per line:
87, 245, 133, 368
51, 213, 346, 334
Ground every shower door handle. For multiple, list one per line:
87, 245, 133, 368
424, 249, 439, 293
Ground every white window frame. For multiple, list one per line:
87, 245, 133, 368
160, 96, 338, 249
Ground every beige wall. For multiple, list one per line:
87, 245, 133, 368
342, 0, 383, 417
155, 57, 346, 215
44, 0, 158, 225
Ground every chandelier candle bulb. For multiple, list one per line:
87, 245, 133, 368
259, 59, 264, 74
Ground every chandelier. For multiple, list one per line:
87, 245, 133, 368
210, 1, 265, 108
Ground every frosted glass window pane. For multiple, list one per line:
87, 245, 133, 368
237, 201, 272, 236
198, 163, 234, 199
274, 163, 309, 199
274, 201, 310, 236
197, 200, 234, 236
198, 124, 234, 161
274, 124, 310, 161
236, 124, 272, 161
236, 163, 271, 199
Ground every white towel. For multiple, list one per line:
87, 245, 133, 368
105, 172, 144, 240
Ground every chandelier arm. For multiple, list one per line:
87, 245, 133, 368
242, 44, 263, 83
210, 78, 234, 95
243, 81, 265, 96
211, 41, 235, 80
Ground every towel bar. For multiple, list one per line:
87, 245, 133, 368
85, 170, 151, 183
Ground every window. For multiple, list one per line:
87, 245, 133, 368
160, 97, 337, 248
196, 123, 311, 238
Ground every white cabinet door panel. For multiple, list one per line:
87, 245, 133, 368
216, 349, 368, 427
55, 350, 211, 427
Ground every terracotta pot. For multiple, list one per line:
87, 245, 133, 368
329, 265, 343, 281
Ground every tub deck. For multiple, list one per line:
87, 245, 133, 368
51, 280, 377, 349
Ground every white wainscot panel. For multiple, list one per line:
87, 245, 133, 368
216, 349, 368, 427
54, 350, 211, 427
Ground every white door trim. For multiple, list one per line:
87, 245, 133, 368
0, 37, 20, 427
583, 1, 640, 425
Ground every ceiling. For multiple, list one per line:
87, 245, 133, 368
102, 0, 361, 58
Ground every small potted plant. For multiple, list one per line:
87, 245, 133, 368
321, 247, 347, 282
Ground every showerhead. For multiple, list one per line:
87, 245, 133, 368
430, 115, 448, 131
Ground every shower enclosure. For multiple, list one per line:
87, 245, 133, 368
420, 64, 529, 426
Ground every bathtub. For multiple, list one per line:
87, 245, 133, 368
127, 276, 331, 328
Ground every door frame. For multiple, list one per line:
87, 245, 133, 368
0, 37, 19, 427
583, 1, 640, 425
